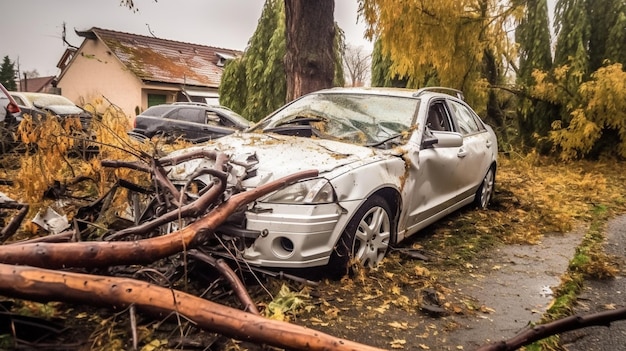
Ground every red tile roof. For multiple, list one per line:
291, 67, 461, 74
18, 76, 56, 92
77, 27, 242, 88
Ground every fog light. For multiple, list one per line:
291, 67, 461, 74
280, 237, 294, 252
271, 236, 295, 258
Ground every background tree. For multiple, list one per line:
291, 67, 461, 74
220, 0, 344, 122
370, 40, 408, 88
359, 0, 520, 116
220, 0, 286, 122
553, 0, 590, 94
533, 63, 626, 159
531, 0, 626, 159
343, 44, 371, 87
0, 56, 17, 90
515, 0, 557, 150
284, 0, 336, 101
587, 0, 626, 71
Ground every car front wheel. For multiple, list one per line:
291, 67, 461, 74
474, 167, 495, 209
328, 195, 393, 279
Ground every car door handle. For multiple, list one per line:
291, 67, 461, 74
457, 149, 468, 158
486, 140, 493, 148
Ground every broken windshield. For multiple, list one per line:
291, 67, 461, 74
251, 93, 420, 145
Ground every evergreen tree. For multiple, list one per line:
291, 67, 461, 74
220, 0, 345, 122
370, 40, 408, 88
587, 0, 626, 71
220, 0, 286, 122
553, 0, 590, 80
515, 0, 557, 149
0, 56, 17, 91
532, 0, 626, 158
605, 8, 626, 66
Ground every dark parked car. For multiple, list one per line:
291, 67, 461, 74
131, 102, 251, 143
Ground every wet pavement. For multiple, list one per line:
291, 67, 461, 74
436, 228, 586, 350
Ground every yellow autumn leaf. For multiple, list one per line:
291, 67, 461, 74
390, 339, 406, 349
388, 321, 409, 330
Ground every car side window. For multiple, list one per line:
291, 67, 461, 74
205, 111, 221, 126
12, 96, 25, 106
448, 100, 480, 135
173, 108, 203, 123
426, 101, 452, 132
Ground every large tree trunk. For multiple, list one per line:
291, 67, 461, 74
0, 264, 387, 351
284, 0, 336, 101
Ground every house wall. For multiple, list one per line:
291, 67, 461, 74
56, 39, 143, 118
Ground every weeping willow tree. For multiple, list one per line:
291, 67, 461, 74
220, 0, 344, 122
360, 0, 520, 116
515, 0, 558, 151
530, 0, 626, 159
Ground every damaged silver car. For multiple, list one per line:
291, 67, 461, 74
164, 87, 498, 277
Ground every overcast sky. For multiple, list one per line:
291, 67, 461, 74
0, 0, 373, 77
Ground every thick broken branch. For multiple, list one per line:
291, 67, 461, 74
0, 200, 29, 243
476, 307, 626, 351
187, 249, 260, 315
0, 264, 387, 351
0, 170, 318, 269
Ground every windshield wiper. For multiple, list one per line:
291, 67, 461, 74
263, 116, 327, 136
268, 116, 326, 128
366, 133, 403, 147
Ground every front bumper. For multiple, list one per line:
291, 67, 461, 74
240, 202, 354, 268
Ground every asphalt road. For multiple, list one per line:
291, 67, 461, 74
560, 215, 626, 351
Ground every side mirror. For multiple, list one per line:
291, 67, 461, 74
422, 131, 463, 149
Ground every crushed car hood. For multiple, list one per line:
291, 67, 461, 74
166, 133, 402, 187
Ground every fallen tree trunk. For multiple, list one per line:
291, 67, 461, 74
0, 264, 387, 351
476, 307, 626, 351
0, 170, 318, 269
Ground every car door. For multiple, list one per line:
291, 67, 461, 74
400, 98, 463, 234
445, 99, 493, 200
167, 107, 204, 140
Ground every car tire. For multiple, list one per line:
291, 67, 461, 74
474, 166, 495, 210
328, 195, 394, 279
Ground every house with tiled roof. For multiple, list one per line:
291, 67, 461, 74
56, 27, 241, 117
18, 76, 57, 93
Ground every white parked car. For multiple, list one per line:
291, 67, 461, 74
164, 87, 498, 277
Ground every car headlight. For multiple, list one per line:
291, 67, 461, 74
264, 178, 335, 204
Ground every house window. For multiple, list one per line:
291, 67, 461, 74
148, 94, 167, 107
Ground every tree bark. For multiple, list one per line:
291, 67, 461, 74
476, 307, 626, 351
284, 0, 336, 101
0, 170, 318, 269
0, 264, 387, 351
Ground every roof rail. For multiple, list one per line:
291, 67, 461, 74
172, 102, 212, 107
413, 87, 464, 100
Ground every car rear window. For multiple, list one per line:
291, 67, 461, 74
171, 108, 204, 123
142, 106, 173, 117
